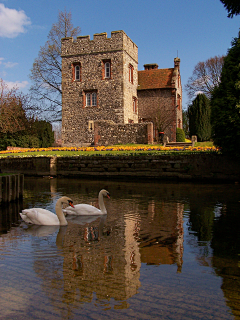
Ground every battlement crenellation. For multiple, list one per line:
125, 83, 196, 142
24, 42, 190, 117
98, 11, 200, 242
61, 30, 138, 61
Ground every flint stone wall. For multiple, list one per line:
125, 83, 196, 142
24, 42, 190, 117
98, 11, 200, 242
0, 154, 240, 182
61, 30, 138, 146
94, 121, 153, 145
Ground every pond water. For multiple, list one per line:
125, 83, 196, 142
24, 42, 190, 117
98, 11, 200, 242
0, 177, 239, 320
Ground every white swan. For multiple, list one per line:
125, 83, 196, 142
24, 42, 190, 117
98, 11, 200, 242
19, 196, 74, 226
63, 189, 110, 216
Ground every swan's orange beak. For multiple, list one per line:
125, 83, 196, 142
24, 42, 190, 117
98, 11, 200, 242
69, 200, 74, 208
107, 193, 110, 199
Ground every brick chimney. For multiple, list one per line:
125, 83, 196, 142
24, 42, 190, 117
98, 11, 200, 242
174, 58, 180, 72
144, 63, 158, 70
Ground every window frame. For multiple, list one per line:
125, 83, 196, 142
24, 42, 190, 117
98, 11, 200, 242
72, 62, 81, 82
102, 59, 111, 79
133, 97, 137, 114
129, 64, 134, 84
84, 91, 98, 108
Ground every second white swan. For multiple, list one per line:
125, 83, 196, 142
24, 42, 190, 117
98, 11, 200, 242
63, 189, 110, 216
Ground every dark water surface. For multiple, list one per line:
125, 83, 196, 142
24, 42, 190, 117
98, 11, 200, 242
0, 177, 239, 320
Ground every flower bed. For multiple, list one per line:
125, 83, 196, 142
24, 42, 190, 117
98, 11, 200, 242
0, 145, 220, 157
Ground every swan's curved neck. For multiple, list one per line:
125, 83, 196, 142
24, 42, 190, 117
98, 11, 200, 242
56, 201, 68, 226
98, 191, 107, 214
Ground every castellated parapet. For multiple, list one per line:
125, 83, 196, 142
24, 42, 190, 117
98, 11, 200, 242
61, 30, 139, 146
62, 31, 138, 63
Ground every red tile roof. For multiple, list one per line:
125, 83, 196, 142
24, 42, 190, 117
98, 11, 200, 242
138, 68, 174, 90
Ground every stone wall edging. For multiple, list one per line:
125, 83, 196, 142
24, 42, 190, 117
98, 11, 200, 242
0, 154, 239, 182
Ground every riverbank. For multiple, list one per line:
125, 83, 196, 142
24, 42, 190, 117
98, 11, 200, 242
0, 154, 239, 182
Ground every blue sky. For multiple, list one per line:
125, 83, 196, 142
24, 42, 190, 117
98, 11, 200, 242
0, 0, 239, 109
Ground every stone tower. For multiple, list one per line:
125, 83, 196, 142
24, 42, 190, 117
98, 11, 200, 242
61, 30, 138, 146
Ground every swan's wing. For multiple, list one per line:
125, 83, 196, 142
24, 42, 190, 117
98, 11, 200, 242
20, 208, 59, 225
63, 204, 102, 216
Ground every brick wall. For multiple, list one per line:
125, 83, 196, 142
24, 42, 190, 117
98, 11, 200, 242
138, 89, 175, 140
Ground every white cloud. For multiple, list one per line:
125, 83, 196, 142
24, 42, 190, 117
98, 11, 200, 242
4, 61, 18, 68
0, 4, 31, 38
5, 80, 28, 90
0, 57, 18, 68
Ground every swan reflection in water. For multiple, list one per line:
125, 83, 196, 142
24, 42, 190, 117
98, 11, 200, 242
22, 213, 141, 311
20, 196, 184, 315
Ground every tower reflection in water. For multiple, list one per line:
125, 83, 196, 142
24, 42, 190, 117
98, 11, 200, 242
0, 177, 239, 319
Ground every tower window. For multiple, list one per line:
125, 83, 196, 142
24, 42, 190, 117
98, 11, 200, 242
129, 64, 134, 83
102, 60, 111, 79
72, 63, 81, 81
85, 91, 97, 107
133, 97, 137, 113
75, 65, 80, 80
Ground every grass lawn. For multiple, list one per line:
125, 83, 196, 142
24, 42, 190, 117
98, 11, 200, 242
195, 141, 214, 147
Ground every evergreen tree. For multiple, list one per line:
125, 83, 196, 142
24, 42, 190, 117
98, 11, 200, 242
188, 94, 211, 142
182, 110, 190, 138
33, 120, 55, 147
176, 128, 185, 142
220, 0, 240, 18
211, 31, 240, 157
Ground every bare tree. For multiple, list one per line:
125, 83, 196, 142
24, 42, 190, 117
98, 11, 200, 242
185, 55, 224, 102
29, 9, 81, 121
138, 89, 177, 141
154, 107, 175, 134
0, 79, 28, 133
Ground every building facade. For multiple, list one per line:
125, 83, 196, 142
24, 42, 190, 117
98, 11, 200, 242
61, 30, 182, 146
138, 59, 182, 141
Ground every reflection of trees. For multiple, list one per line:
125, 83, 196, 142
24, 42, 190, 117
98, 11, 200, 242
188, 204, 215, 242
186, 185, 220, 242
0, 200, 23, 235
211, 202, 240, 319
186, 192, 240, 319
211, 203, 240, 258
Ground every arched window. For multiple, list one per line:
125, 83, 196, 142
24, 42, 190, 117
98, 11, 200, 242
105, 62, 111, 78
72, 63, 81, 81
75, 65, 80, 80
102, 60, 111, 79
129, 64, 134, 83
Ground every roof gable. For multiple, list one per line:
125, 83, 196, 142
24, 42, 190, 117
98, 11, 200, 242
138, 68, 173, 90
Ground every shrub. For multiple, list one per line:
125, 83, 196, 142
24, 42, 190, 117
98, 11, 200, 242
176, 128, 185, 142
